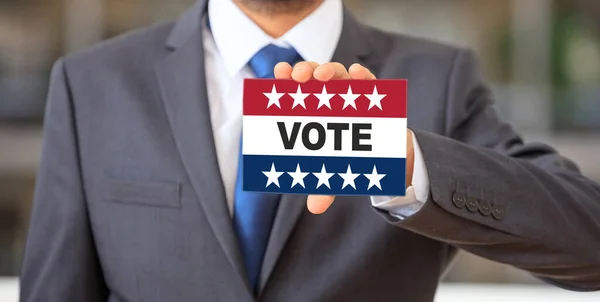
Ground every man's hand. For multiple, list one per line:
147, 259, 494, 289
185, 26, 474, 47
274, 61, 414, 214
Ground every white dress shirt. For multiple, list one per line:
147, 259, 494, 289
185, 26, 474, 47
205, 0, 430, 218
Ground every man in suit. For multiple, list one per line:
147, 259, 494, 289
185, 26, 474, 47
20, 0, 600, 301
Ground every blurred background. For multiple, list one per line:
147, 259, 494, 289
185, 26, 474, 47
1, 0, 599, 300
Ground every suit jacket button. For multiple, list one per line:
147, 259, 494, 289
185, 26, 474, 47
452, 193, 467, 209
466, 197, 479, 212
492, 205, 505, 220
478, 202, 492, 216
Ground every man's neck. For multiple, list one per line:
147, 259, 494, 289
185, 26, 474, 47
233, 0, 323, 38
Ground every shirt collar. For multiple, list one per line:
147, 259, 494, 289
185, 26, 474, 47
208, 0, 344, 77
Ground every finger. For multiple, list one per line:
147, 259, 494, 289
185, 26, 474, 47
291, 61, 320, 83
306, 195, 336, 214
313, 62, 350, 81
274, 62, 293, 79
348, 63, 376, 80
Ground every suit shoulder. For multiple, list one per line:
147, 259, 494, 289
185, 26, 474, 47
61, 21, 175, 72
364, 25, 464, 61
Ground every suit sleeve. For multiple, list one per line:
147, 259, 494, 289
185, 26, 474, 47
380, 49, 600, 291
20, 59, 108, 301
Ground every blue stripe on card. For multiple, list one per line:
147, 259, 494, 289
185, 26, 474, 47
242, 155, 406, 196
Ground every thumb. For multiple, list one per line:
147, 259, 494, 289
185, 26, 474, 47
307, 195, 336, 214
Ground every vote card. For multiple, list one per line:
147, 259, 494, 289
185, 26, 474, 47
242, 79, 407, 196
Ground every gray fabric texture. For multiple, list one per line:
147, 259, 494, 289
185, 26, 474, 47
20, 1, 600, 301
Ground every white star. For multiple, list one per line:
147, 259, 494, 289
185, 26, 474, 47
312, 164, 335, 189
287, 164, 309, 188
314, 85, 335, 110
338, 165, 360, 190
262, 163, 284, 188
288, 85, 310, 109
364, 165, 386, 190
264, 84, 284, 109
365, 86, 386, 110
339, 86, 360, 110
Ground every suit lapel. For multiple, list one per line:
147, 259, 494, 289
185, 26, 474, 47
258, 194, 306, 291
257, 8, 373, 294
154, 0, 251, 294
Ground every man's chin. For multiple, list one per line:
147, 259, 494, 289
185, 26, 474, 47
235, 0, 321, 14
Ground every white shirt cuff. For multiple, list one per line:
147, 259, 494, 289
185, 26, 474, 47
370, 131, 430, 219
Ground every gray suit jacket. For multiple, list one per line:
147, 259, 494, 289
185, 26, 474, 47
20, 1, 600, 301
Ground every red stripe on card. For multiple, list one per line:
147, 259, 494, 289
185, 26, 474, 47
243, 79, 407, 118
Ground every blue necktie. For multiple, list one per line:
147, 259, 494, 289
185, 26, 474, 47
233, 44, 302, 293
